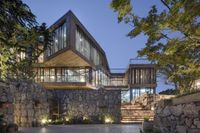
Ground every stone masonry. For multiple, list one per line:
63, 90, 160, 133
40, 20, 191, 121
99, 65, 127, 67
60, 89, 121, 123
154, 92, 200, 133
0, 80, 50, 127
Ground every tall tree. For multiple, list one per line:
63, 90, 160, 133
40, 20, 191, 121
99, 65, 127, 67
0, 0, 51, 80
111, 0, 200, 93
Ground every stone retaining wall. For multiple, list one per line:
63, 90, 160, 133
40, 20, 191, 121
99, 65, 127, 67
0, 81, 50, 127
154, 92, 200, 133
60, 89, 121, 123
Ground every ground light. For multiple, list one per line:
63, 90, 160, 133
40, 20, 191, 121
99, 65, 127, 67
41, 118, 47, 124
104, 116, 114, 124
65, 117, 70, 122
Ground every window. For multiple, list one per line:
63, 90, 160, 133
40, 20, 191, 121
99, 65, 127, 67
75, 28, 100, 66
75, 29, 90, 60
45, 22, 68, 57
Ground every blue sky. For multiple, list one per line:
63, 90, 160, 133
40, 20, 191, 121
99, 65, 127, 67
22, 0, 173, 92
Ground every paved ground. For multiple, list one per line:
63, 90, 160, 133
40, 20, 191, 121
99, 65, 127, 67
19, 124, 142, 133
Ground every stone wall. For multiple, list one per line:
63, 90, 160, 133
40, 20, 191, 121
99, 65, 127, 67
0, 81, 50, 127
60, 89, 121, 123
154, 92, 200, 133
0, 81, 14, 123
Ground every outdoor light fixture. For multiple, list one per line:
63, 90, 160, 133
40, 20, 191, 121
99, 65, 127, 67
65, 117, 70, 122
196, 82, 200, 86
83, 116, 88, 120
41, 118, 47, 124
151, 106, 155, 111
48, 119, 52, 123
104, 116, 113, 124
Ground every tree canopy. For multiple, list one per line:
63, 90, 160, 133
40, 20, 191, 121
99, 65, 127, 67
0, 0, 52, 80
111, 0, 200, 93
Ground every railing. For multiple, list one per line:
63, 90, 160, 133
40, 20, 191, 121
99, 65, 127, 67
110, 68, 127, 73
107, 79, 128, 86
129, 58, 155, 64
35, 75, 89, 83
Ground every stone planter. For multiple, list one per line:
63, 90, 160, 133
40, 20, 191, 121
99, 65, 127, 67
142, 121, 153, 133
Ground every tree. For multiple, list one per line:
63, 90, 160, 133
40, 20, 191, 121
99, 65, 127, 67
0, 0, 51, 80
111, 0, 200, 94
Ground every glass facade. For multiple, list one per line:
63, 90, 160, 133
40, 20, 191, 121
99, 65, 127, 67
75, 28, 100, 66
75, 27, 110, 87
34, 67, 89, 83
121, 88, 154, 103
46, 22, 68, 57
91, 70, 109, 87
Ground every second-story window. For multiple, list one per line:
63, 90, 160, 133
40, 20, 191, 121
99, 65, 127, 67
46, 22, 68, 57
75, 28, 90, 60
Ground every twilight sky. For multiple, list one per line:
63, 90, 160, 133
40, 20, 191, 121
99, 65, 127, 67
22, 0, 173, 92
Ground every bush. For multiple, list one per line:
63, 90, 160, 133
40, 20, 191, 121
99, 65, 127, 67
143, 117, 150, 122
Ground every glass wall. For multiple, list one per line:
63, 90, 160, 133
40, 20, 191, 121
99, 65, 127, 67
121, 90, 131, 103
75, 28, 100, 66
91, 69, 109, 87
131, 88, 154, 100
46, 22, 68, 57
34, 67, 89, 83
121, 88, 154, 103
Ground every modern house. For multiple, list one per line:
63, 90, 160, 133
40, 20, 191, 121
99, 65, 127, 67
33, 11, 156, 101
32, 11, 157, 123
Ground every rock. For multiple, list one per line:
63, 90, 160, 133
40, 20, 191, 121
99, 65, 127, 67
176, 125, 186, 133
183, 103, 199, 117
188, 129, 200, 133
162, 106, 171, 117
186, 118, 193, 127
194, 119, 200, 128
171, 105, 183, 116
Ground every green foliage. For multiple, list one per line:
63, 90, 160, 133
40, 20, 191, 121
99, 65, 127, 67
110, 0, 132, 22
159, 89, 179, 95
111, 0, 200, 94
143, 116, 150, 122
0, 0, 52, 80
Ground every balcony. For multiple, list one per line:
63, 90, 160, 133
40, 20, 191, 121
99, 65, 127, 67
104, 72, 128, 89
34, 67, 95, 89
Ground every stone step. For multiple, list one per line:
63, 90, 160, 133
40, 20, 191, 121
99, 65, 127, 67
121, 118, 154, 122
121, 111, 154, 115
121, 107, 144, 110
121, 120, 143, 124
122, 116, 154, 118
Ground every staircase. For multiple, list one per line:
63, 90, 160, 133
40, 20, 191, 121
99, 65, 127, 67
121, 94, 155, 123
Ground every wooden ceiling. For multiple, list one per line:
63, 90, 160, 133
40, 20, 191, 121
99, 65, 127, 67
40, 82, 95, 90
44, 50, 90, 67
